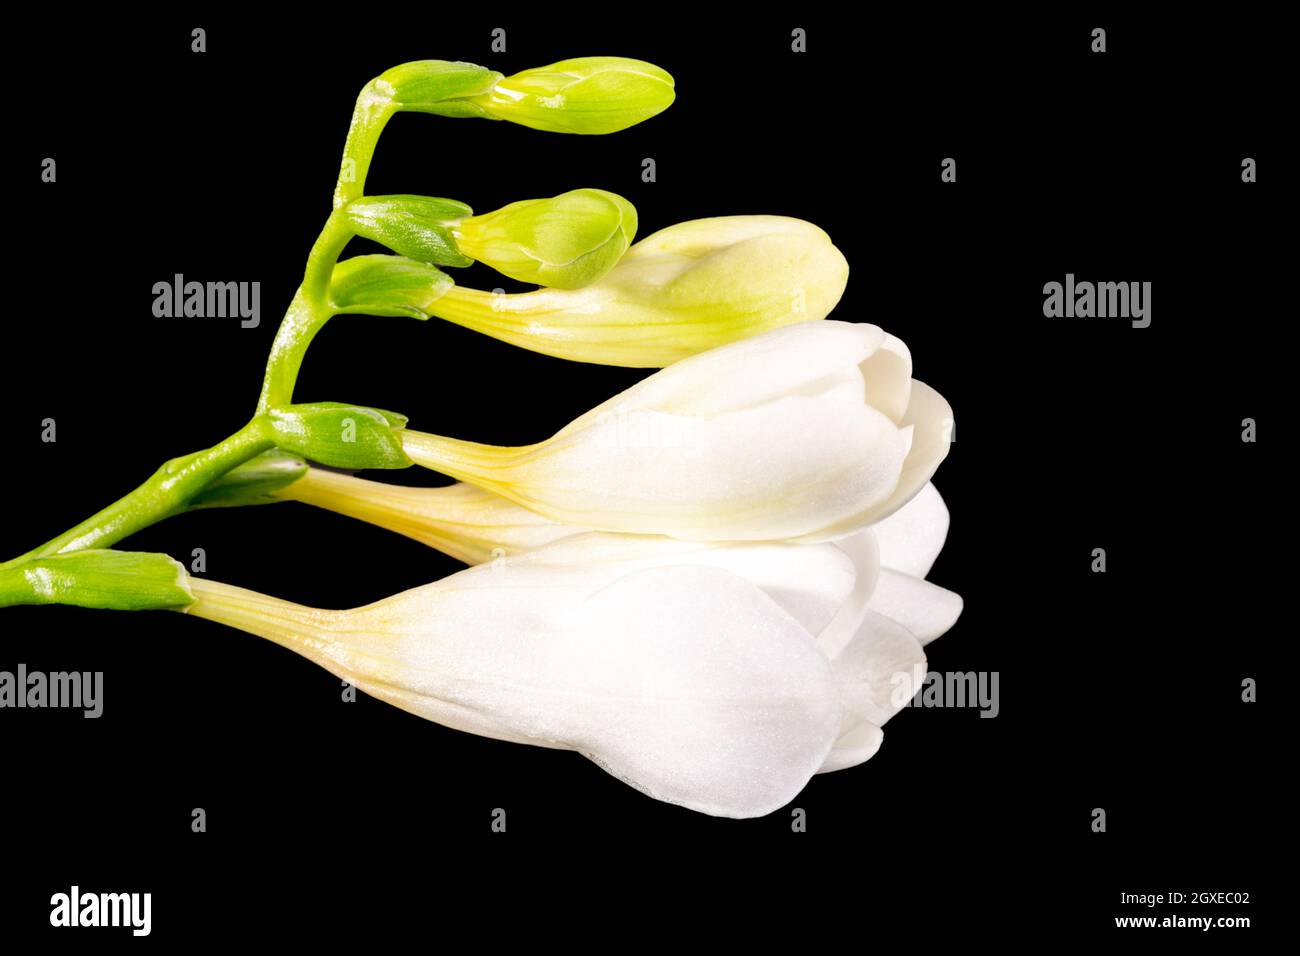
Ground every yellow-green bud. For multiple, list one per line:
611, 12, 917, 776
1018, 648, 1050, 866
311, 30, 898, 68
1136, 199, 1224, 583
455, 189, 637, 289
425, 216, 850, 367
467, 57, 674, 134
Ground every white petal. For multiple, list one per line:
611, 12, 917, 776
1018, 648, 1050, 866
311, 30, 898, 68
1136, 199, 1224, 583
817, 720, 884, 773
793, 379, 954, 542
871, 380, 955, 523
379, 565, 841, 818
871, 481, 951, 578
557, 320, 881, 428
859, 331, 913, 423
682, 542, 855, 638
870, 569, 964, 647
828, 609, 927, 727
816, 528, 880, 659
454, 532, 856, 638
515, 383, 908, 541
560, 567, 844, 817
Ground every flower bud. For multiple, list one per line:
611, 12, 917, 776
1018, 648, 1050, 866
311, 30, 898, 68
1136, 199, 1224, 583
463, 57, 675, 134
266, 402, 411, 470
328, 255, 453, 319
426, 216, 849, 366
344, 196, 473, 267
377, 60, 503, 115
0, 550, 192, 611
454, 189, 637, 289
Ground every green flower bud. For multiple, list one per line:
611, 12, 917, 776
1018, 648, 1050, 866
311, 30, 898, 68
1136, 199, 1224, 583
267, 403, 412, 470
344, 196, 474, 267
455, 189, 637, 289
0, 551, 193, 611
378, 60, 503, 115
329, 255, 454, 319
465, 57, 675, 134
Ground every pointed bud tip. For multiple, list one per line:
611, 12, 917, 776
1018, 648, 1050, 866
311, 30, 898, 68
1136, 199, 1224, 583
456, 188, 638, 288
473, 56, 675, 134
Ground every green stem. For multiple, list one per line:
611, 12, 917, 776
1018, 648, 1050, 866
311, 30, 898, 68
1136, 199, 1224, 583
333, 79, 398, 209
2, 74, 398, 572
0, 419, 274, 571
256, 72, 402, 414
256, 209, 353, 413
0, 564, 35, 606
303, 209, 353, 305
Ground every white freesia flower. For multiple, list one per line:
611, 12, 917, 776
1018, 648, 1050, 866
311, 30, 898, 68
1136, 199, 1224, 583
400, 320, 954, 542
185, 536, 853, 818
272, 469, 963, 779
183, 488, 960, 817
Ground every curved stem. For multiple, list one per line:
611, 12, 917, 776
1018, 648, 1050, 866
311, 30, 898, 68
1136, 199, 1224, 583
2, 73, 397, 572
302, 209, 353, 305
0, 419, 274, 571
333, 78, 398, 209
256, 210, 355, 412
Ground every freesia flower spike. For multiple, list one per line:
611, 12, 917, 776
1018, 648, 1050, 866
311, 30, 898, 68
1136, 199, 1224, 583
0, 50, 965, 827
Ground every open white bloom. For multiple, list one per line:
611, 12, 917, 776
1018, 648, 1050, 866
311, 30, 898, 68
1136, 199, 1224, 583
243, 477, 963, 802
186, 536, 853, 818
401, 320, 954, 542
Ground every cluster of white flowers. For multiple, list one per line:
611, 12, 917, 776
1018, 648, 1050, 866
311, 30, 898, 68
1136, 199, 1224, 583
194, 320, 959, 817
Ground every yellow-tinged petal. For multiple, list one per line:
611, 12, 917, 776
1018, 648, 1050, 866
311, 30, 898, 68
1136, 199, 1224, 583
426, 215, 849, 367
275, 469, 573, 565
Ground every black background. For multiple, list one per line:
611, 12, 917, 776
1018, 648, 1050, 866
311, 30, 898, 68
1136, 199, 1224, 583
2, 10, 1280, 941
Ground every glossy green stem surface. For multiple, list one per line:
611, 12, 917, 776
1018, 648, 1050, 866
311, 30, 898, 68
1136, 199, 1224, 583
0, 67, 462, 573
0, 420, 274, 571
